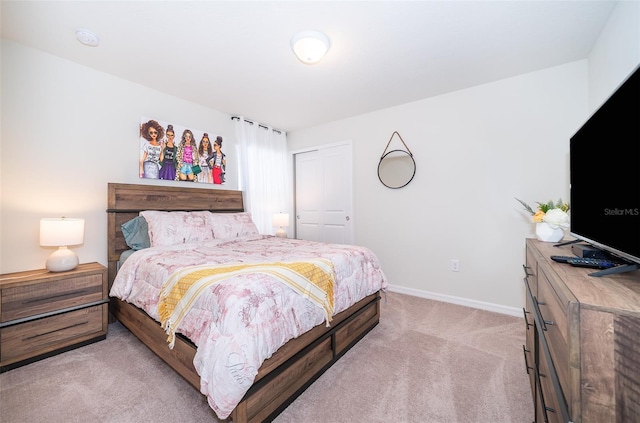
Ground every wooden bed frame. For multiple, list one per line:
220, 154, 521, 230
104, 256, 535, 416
107, 183, 381, 422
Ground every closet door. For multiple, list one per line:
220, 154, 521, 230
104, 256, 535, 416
294, 143, 353, 244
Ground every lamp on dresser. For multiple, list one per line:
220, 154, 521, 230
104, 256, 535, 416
273, 213, 289, 238
40, 217, 85, 272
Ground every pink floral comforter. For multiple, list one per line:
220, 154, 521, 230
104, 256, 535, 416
109, 235, 387, 419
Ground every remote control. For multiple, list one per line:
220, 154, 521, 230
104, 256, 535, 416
567, 257, 616, 269
550, 255, 575, 263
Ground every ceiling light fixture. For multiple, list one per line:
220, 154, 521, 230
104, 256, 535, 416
75, 28, 100, 47
291, 30, 330, 65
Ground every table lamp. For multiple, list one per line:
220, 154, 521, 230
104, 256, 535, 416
40, 217, 85, 272
272, 213, 289, 238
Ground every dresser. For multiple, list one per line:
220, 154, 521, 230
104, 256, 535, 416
523, 239, 640, 422
0, 263, 109, 372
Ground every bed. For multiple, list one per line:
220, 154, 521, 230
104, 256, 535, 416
106, 183, 387, 422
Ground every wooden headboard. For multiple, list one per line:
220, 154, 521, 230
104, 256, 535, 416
106, 183, 244, 288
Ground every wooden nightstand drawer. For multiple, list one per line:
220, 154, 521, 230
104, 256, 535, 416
1, 273, 104, 323
0, 303, 107, 364
0, 263, 108, 371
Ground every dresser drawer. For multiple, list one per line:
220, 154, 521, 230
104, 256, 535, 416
537, 273, 568, 364
0, 304, 107, 364
525, 248, 538, 296
537, 270, 568, 339
523, 292, 536, 396
1, 273, 104, 323
538, 347, 564, 423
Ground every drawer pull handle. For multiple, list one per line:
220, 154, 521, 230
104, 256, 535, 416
522, 308, 533, 329
522, 264, 534, 277
23, 289, 91, 304
24, 321, 89, 340
545, 406, 556, 414
534, 300, 555, 327
534, 370, 551, 423
532, 296, 550, 332
522, 345, 534, 374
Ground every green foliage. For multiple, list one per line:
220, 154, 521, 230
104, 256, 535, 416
515, 198, 535, 215
516, 198, 570, 215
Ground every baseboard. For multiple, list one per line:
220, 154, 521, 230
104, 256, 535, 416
386, 284, 522, 318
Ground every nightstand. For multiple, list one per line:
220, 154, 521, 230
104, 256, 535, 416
0, 262, 109, 372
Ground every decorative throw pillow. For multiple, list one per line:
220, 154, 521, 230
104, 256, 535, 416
121, 216, 151, 250
140, 210, 216, 247
208, 212, 260, 240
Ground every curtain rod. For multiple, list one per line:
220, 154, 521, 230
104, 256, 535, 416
231, 116, 282, 134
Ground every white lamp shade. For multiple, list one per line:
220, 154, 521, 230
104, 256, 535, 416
272, 213, 290, 228
291, 31, 330, 64
40, 218, 85, 246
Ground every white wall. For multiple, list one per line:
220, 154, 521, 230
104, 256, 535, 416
288, 62, 587, 312
0, 40, 237, 274
588, 0, 640, 112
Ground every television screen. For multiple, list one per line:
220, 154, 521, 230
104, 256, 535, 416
569, 64, 640, 266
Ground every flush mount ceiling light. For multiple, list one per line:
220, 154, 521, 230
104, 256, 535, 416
290, 30, 330, 65
75, 28, 100, 47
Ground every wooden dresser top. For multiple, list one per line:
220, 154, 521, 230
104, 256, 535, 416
528, 239, 640, 315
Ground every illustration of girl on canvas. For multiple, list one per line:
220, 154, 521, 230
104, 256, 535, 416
197, 133, 213, 183
139, 119, 165, 179
158, 124, 177, 180
207, 136, 226, 184
175, 129, 199, 181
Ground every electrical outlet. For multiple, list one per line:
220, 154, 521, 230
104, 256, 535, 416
450, 259, 460, 272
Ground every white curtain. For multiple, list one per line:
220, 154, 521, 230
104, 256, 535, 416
234, 117, 291, 235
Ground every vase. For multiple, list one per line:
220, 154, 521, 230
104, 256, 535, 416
536, 222, 564, 243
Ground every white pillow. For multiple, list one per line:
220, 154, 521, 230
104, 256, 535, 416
140, 210, 216, 247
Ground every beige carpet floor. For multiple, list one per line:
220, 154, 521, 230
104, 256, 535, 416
0, 291, 533, 422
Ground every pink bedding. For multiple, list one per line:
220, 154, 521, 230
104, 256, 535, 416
109, 235, 388, 419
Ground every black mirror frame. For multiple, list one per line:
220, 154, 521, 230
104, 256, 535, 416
377, 149, 416, 189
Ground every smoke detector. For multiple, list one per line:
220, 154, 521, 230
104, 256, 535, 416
75, 29, 100, 47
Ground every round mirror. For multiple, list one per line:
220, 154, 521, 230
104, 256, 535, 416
377, 149, 416, 189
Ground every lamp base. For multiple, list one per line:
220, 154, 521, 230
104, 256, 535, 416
46, 246, 79, 272
275, 228, 287, 238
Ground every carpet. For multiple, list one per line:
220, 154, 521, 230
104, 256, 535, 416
0, 291, 533, 422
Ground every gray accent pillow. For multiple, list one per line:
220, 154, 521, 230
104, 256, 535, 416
121, 216, 151, 250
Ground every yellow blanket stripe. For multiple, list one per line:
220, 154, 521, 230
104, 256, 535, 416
158, 259, 335, 348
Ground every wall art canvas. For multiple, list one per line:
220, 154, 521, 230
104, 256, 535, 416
139, 116, 227, 184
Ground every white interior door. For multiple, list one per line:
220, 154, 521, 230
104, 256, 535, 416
295, 143, 353, 244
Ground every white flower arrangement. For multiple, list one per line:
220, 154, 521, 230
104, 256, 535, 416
541, 208, 570, 230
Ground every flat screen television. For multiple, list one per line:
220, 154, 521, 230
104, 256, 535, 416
569, 63, 640, 276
